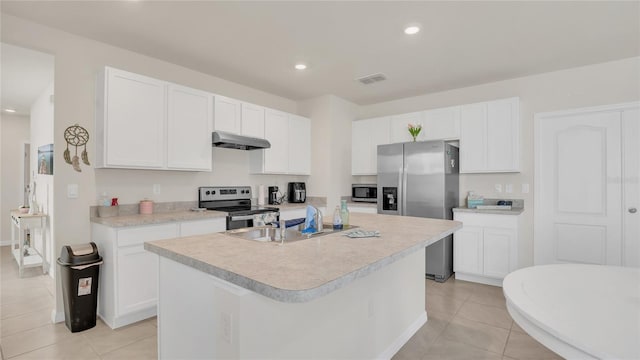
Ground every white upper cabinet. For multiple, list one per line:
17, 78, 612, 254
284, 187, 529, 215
250, 109, 289, 174
166, 84, 213, 171
460, 97, 520, 173
288, 115, 311, 175
422, 106, 461, 140
240, 102, 265, 139
213, 95, 241, 134
352, 117, 390, 175
96, 67, 166, 169
96, 67, 215, 171
389, 112, 424, 143
250, 111, 311, 175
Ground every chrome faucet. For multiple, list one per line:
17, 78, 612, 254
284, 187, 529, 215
312, 206, 323, 232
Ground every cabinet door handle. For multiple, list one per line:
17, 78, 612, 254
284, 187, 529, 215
629, 207, 637, 214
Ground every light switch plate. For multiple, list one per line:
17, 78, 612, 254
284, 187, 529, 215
494, 184, 503, 193
67, 184, 78, 199
153, 184, 161, 195
522, 183, 530, 193
505, 184, 513, 193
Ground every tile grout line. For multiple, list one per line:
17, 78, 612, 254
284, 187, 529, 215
94, 332, 158, 359
434, 281, 512, 358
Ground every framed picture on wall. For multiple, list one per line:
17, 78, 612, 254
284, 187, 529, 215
38, 143, 53, 175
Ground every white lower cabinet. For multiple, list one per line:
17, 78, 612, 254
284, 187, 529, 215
453, 212, 521, 286
92, 217, 226, 329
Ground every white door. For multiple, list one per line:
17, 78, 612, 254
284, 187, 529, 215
288, 115, 311, 175
535, 108, 623, 265
106, 68, 166, 168
263, 109, 289, 173
460, 103, 487, 173
423, 106, 461, 140
389, 112, 423, 143
622, 108, 640, 267
166, 84, 212, 170
213, 96, 241, 134
453, 226, 483, 274
483, 228, 514, 278
117, 245, 158, 315
241, 102, 265, 139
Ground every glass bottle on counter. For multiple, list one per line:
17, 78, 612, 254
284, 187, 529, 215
333, 206, 343, 230
340, 200, 350, 227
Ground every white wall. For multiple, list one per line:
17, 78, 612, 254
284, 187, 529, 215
358, 57, 640, 267
30, 82, 55, 272
299, 95, 357, 210
0, 113, 30, 244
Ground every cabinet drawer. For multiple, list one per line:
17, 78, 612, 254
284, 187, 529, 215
454, 212, 518, 229
180, 218, 226, 237
117, 223, 179, 247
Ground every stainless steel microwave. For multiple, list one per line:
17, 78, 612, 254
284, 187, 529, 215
352, 184, 377, 203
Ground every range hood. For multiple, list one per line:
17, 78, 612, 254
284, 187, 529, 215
212, 131, 271, 150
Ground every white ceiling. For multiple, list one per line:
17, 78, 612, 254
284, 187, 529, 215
1, 43, 54, 116
1, 1, 638, 105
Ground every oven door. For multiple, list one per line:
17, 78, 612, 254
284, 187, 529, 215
226, 212, 280, 230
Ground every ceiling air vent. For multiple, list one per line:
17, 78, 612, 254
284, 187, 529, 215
356, 73, 387, 85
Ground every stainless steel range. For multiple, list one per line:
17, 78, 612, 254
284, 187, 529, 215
198, 186, 279, 230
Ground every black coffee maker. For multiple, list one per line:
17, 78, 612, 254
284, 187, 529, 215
287, 182, 306, 203
268, 186, 279, 205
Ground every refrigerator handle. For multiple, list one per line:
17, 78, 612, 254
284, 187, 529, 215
398, 167, 403, 216
402, 166, 408, 215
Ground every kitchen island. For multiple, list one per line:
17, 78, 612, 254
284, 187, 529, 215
145, 212, 461, 359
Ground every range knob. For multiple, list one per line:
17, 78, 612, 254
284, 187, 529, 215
205, 190, 210, 195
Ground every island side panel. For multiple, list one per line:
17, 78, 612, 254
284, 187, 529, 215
157, 251, 426, 359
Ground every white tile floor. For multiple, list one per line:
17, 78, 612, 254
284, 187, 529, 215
1, 245, 562, 359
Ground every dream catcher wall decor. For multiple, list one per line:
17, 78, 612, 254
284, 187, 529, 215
63, 124, 90, 172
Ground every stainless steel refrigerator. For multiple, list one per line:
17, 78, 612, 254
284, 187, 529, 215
377, 140, 459, 282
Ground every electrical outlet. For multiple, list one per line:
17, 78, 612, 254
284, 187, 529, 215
221, 312, 232, 344
494, 184, 503, 193
505, 184, 513, 193
153, 184, 161, 195
67, 184, 79, 199
522, 183, 530, 194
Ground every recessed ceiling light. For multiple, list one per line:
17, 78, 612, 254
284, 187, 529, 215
294, 63, 307, 70
404, 26, 420, 35
4, 108, 16, 113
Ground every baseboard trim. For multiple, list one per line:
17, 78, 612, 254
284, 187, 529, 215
99, 307, 157, 330
51, 309, 64, 323
377, 311, 427, 360
455, 272, 503, 287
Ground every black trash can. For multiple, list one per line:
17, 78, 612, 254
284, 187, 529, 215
57, 242, 103, 332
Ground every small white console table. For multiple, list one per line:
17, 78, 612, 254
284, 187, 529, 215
10, 210, 48, 277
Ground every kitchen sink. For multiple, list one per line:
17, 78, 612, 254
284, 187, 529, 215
225, 224, 358, 243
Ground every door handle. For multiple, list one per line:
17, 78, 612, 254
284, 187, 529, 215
629, 207, 637, 214
402, 166, 408, 215
398, 168, 403, 215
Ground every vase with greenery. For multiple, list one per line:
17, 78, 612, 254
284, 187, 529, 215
408, 123, 422, 142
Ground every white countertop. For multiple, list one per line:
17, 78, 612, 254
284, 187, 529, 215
145, 213, 461, 302
503, 264, 640, 360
